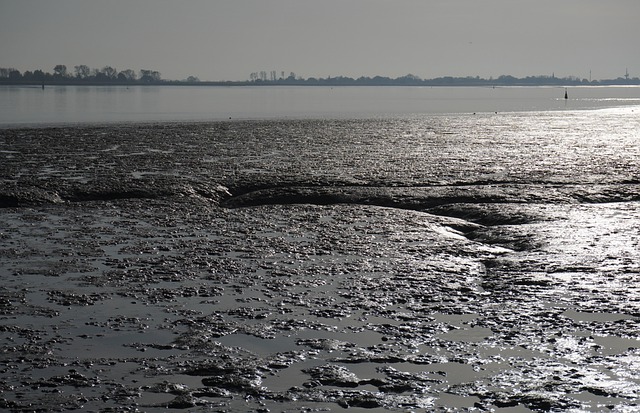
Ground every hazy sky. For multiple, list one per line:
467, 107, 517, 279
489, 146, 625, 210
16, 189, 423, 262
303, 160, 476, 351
1, 0, 639, 81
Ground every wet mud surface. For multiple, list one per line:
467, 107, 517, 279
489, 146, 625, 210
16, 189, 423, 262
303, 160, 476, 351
1, 118, 640, 411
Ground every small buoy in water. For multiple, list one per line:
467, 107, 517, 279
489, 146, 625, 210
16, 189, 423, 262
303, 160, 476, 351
564, 89, 568, 99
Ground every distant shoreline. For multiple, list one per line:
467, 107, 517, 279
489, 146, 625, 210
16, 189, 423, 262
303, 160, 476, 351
3, 65, 638, 87
2, 78, 640, 88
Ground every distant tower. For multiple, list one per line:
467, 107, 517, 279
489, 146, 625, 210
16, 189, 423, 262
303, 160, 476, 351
625, 68, 630, 80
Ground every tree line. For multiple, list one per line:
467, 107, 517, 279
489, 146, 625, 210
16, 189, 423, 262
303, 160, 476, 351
0, 65, 170, 84
245, 72, 640, 86
1, 64, 638, 86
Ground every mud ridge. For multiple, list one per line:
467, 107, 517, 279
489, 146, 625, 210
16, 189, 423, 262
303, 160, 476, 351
0, 181, 231, 208
222, 182, 640, 225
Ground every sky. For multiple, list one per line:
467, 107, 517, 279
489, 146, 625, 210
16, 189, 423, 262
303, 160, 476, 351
1, 0, 639, 81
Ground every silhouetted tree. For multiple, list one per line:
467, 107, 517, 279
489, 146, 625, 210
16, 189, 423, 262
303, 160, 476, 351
117, 69, 136, 81
74, 65, 91, 79
8, 69, 22, 80
398, 74, 421, 84
32, 70, 46, 81
139, 69, 161, 82
0, 68, 18, 78
53, 64, 68, 78
101, 66, 117, 80
497, 75, 517, 84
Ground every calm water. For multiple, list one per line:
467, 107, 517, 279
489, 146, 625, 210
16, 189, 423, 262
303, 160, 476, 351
1, 84, 640, 126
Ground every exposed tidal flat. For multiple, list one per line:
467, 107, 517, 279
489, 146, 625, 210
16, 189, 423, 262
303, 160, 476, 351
1, 110, 640, 411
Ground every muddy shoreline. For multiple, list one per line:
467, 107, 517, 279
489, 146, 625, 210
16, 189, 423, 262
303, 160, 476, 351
1, 121, 639, 411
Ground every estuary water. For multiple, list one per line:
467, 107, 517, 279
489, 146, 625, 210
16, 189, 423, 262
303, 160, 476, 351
1, 87, 640, 411
1, 84, 640, 126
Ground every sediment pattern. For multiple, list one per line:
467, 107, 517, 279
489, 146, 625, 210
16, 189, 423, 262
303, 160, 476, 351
1, 117, 639, 411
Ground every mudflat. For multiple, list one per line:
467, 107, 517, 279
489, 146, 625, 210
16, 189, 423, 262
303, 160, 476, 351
1, 119, 639, 411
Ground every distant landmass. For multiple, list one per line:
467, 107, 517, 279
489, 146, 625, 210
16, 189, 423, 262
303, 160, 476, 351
1, 65, 638, 86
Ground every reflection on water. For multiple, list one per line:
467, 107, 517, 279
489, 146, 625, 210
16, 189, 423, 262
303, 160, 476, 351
1, 84, 640, 126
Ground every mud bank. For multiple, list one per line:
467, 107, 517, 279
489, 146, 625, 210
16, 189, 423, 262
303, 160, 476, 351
1, 120, 640, 411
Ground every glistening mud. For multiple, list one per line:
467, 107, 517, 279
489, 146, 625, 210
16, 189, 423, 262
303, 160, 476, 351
1, 116, 639, 411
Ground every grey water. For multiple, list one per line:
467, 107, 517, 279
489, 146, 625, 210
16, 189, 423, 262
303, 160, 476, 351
1, 84, 640, 126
